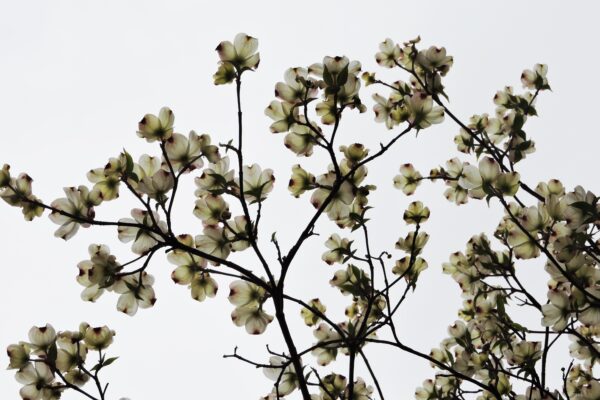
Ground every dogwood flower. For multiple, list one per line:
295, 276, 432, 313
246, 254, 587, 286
265, 101, 299, 133
225, 278, 272, 332
403, 201, 430, 224
396, 231, 429, 254
6, 343, 30, 370
87, 156, 125, 201
314, 374, 347, 400
83, 325, 114, 350
393, 164, 422, 196
375, 38, 400, 68
164, 131, 206, 173
55, 331, 87, 372
521, 64, 549, 90
49, 186, 101, 240
404, 92, 444, 129
348, 378, 374, 400
195, 226, 230, 262
225, 215, 251, 251
0, 173, 44, 221
494, 172, 520, 196
118, 209, 167, 255
194, 156, 235, 196
135, 156, 174, 203
284, 125, 319, 157
288, 164, 315, 197
458, 157, 500, 199
275, 67, 316, 104
541, 290, 571, 331
503, 340, 542, 366
137, 107, 174, 142
228, 280, 266, 308
322, 234, 353, 265
441, 158, 469, 205
231, 306, 274, 335
85, 244, 121, 290
263, 356, 298, 396
213, 62, 236, 85
300, 298, 327, 327
239, 164, 274, 203
507, 222, 540, 259
416, 46, 453, 76
28, 324, 56, 352
311, 171, 354, 222
193, 194, 230, 225
15, 362, 55, 400
311, 323, 342, 366
372, 93, 396, 129
112, 272, 156, 316
216, 33, 260, 71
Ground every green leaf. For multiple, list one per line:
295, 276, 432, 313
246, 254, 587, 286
47, 342, 58, 364
337, 64, 349, 87
102, 356, 119, 367
123, 150, 134, 177
323, 65, 334, 87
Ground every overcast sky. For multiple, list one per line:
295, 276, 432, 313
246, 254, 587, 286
1, 1, 599, 399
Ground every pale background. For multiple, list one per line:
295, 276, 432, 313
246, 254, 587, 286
1, 1, 598, 399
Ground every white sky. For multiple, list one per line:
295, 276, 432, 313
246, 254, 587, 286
1, 1, 599, 399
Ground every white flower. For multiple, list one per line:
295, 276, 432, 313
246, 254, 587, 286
263, 356, 298, 396
195, 226, 230, 262
195, 156, 235, 196
321, 234, 352, 265
28, 324, 56, 351
405, 92, 444, 129
265, 101, 298, 133
541, 290, 571, 331
137, 107, 174, 142
164, 131, 205, 173
113, 272, 156, 316
375, 38, 400, 68
458, 157, 500, 199
49, 186, 101, 240
521, 64, 549, 90
239, 164, 275, 203
311, 323, 341, 366
275, 67, 314, 104
231, 305, 273, 335
118, 209, 167, 255
216, 33, 260, 71
15, 363, 55, 400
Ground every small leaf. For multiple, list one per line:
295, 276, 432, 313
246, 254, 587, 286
337, 64, 349, 87
103, 356, 119, 367
323, 65, 334, 87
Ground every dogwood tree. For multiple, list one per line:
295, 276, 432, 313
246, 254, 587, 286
3, 33, 599, 400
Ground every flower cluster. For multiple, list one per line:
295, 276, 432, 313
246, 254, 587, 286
0, 166, 44, 220
76, 244, 156, 316
228, 280, 273, 335
213, 33, 260, 84
391, 201, 431, 286
7, 323, 116, 400
369, 38, 447, 131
